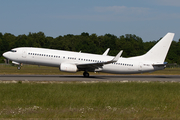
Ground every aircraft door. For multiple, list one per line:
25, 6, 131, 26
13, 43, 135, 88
139, 62, 143, 71
22, 50, 27, 58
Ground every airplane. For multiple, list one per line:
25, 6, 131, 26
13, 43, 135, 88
2, 33, 175, 77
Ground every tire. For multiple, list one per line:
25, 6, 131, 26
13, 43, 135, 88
83, 72, 89, 77
17, 66, 21, 70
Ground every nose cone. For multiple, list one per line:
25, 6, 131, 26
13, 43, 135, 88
3, 52, 9, 58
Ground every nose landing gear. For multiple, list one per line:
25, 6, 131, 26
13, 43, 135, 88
17, 66, 21, 70
17, 63, 23, 70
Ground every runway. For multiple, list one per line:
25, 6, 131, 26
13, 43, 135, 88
0, 75, 180, 82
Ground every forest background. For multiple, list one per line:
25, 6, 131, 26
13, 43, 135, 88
0, 32, 180, 65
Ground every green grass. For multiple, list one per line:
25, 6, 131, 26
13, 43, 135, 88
1, 82, 180, 119
0, 64, 180, 75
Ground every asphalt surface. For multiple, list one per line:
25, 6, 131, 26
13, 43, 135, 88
0, 75, 180, 82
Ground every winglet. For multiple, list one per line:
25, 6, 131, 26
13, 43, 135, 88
112, 50, 123, 62
102, 48, 110, 56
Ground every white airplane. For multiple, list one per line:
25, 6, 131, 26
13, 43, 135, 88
3, 33, 175, 77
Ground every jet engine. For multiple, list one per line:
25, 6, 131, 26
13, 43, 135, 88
59, 63, 78, 72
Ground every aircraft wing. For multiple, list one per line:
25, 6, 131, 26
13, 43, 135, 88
77, 50, 123, 71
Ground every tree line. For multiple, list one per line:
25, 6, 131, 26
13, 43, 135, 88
0, 32, 180, 64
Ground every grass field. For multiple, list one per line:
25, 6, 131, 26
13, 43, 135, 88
0, 64, 180, 119
0, 82, 180, 119
0, 64, 180, 75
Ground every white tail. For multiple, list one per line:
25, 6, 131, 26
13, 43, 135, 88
143, 33, 175, 64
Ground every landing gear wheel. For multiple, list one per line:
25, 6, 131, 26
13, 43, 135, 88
17, 66, 21, 70
83, 71, 89, 77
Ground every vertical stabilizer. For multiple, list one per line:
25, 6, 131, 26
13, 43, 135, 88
144, 33, 175, 64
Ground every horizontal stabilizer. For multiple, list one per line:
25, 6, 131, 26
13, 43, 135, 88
152, 62, 167, 67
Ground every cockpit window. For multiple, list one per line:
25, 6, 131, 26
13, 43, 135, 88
11, 50, 17, 52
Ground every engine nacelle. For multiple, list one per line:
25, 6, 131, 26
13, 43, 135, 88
59, 63, 78, 73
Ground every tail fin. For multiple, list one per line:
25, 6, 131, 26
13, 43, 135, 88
144, 33, 175, 64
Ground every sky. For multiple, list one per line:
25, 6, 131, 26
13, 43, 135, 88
0, 0, 180, 42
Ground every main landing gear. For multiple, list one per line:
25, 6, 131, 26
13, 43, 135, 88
83, 71, 89, 77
